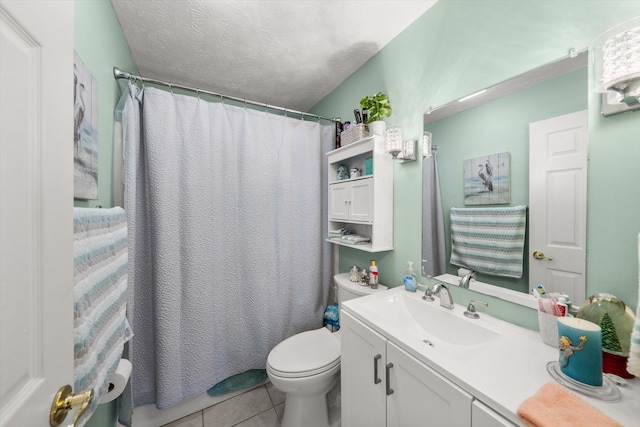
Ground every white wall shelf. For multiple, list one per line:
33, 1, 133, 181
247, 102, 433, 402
327, 134, 393, 253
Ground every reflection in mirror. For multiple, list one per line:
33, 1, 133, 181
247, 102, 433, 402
422, 50, 588, 307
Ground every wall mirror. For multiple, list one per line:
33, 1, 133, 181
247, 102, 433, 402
422, 50, 589, 308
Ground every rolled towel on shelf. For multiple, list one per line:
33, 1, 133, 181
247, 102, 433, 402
340, 234, 371, 244
328, 227, 353, 238
517, 382, 622, 427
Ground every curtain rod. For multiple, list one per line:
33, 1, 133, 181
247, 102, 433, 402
113, 67, 338, 123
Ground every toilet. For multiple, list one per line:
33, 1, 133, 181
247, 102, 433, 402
266, 274, 387, 427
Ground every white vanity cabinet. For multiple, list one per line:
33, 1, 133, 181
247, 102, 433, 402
327, 136, 393, 252
341, 312, 473, 427
341, 310, 387, 427
472, 401, 517, 427
341, 286, 638, 427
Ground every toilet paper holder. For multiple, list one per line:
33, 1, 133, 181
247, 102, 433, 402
100, 358, 132, 404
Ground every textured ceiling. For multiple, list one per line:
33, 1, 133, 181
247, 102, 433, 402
110, 0, 438, 112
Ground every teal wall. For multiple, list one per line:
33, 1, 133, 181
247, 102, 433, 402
74, 1, 137, 425
430, 67, 587, 295
74, 0, 137, 209
311, 0, 640, 329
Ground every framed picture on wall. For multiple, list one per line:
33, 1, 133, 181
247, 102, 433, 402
463, 152, 510, 205
73, 51, 99, 200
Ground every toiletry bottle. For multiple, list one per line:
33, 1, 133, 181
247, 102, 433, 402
403, 262, 417, 292
369, 260, 378, 289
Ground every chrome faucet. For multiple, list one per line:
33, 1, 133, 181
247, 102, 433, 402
431, 282, 454, 309
459, 271, 476, 289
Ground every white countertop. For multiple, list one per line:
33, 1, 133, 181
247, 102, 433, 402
342, 286, 640, 426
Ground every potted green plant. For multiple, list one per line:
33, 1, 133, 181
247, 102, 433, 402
359, 92, 392, 136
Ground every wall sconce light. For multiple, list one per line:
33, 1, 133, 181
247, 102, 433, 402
385, 127, 403, 159
386, 127, 416, 162
398, 139, 416, 163
593, 16, 640, 116
422, 131, 432, 159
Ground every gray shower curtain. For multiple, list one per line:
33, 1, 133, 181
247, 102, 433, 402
422, 150, 446, 277
122, 85, 333, 409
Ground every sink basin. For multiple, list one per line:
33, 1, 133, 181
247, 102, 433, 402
356, 291, 500, 347
401, 293, 499, 346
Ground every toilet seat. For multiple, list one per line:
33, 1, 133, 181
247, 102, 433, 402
267, 328, 340, 378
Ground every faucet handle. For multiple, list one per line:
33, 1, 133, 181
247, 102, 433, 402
464, 300, 488, 319
422, 285, 435, 302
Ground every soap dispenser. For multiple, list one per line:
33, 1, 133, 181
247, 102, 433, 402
403, 262, 417, 292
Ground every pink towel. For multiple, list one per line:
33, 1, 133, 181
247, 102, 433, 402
517, 382, 622, 427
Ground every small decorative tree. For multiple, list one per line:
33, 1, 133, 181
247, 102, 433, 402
600, 312, 623, 353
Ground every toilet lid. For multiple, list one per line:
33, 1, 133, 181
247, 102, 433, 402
267, 328, 340, 378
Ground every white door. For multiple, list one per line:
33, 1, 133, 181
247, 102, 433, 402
386, 341, 472, 427
529, 110, 588, 304
340, 312, 386, 427
0, 1, 74, 426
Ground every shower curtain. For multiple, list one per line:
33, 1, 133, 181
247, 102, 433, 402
422, 150, 446, 277
121, 85, 333, 409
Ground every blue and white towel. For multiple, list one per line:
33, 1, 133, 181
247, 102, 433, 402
627, 233, 640, 376
450, 206, 527, 278
73, 207, 131, 426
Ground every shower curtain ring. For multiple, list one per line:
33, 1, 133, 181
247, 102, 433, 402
168, 83, 173, 94
196, 89, 200, 99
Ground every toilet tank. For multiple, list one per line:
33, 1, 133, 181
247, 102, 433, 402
334, 273, 388, 304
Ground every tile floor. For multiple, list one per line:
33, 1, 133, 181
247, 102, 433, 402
162, 382, 285, 427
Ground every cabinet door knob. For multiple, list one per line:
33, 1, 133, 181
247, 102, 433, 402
385, 363, 394, 395
373, 354, 382, 384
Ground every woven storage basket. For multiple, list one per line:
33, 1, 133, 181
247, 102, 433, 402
341, 124, 369, 146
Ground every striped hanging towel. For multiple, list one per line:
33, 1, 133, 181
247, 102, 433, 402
450, 206, 527, 278
73, 207, 131, 426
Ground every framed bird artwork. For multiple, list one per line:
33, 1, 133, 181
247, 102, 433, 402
73, 51, 99, 200
463, 152, 510, 205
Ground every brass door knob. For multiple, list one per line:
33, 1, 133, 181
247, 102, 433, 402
533, 251, 553, 261
50, 385, 94, 427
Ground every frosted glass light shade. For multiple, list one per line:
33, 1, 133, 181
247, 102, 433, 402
422, 131, 432, 158
385, 127, 403, 158
593, 17, 640, 105
402, 139, 415, 159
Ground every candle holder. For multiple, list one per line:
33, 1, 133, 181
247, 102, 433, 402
557, 317, 603, 386
545, 317, 621, 401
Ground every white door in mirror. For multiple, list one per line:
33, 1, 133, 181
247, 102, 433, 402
529, 110, 588, 304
